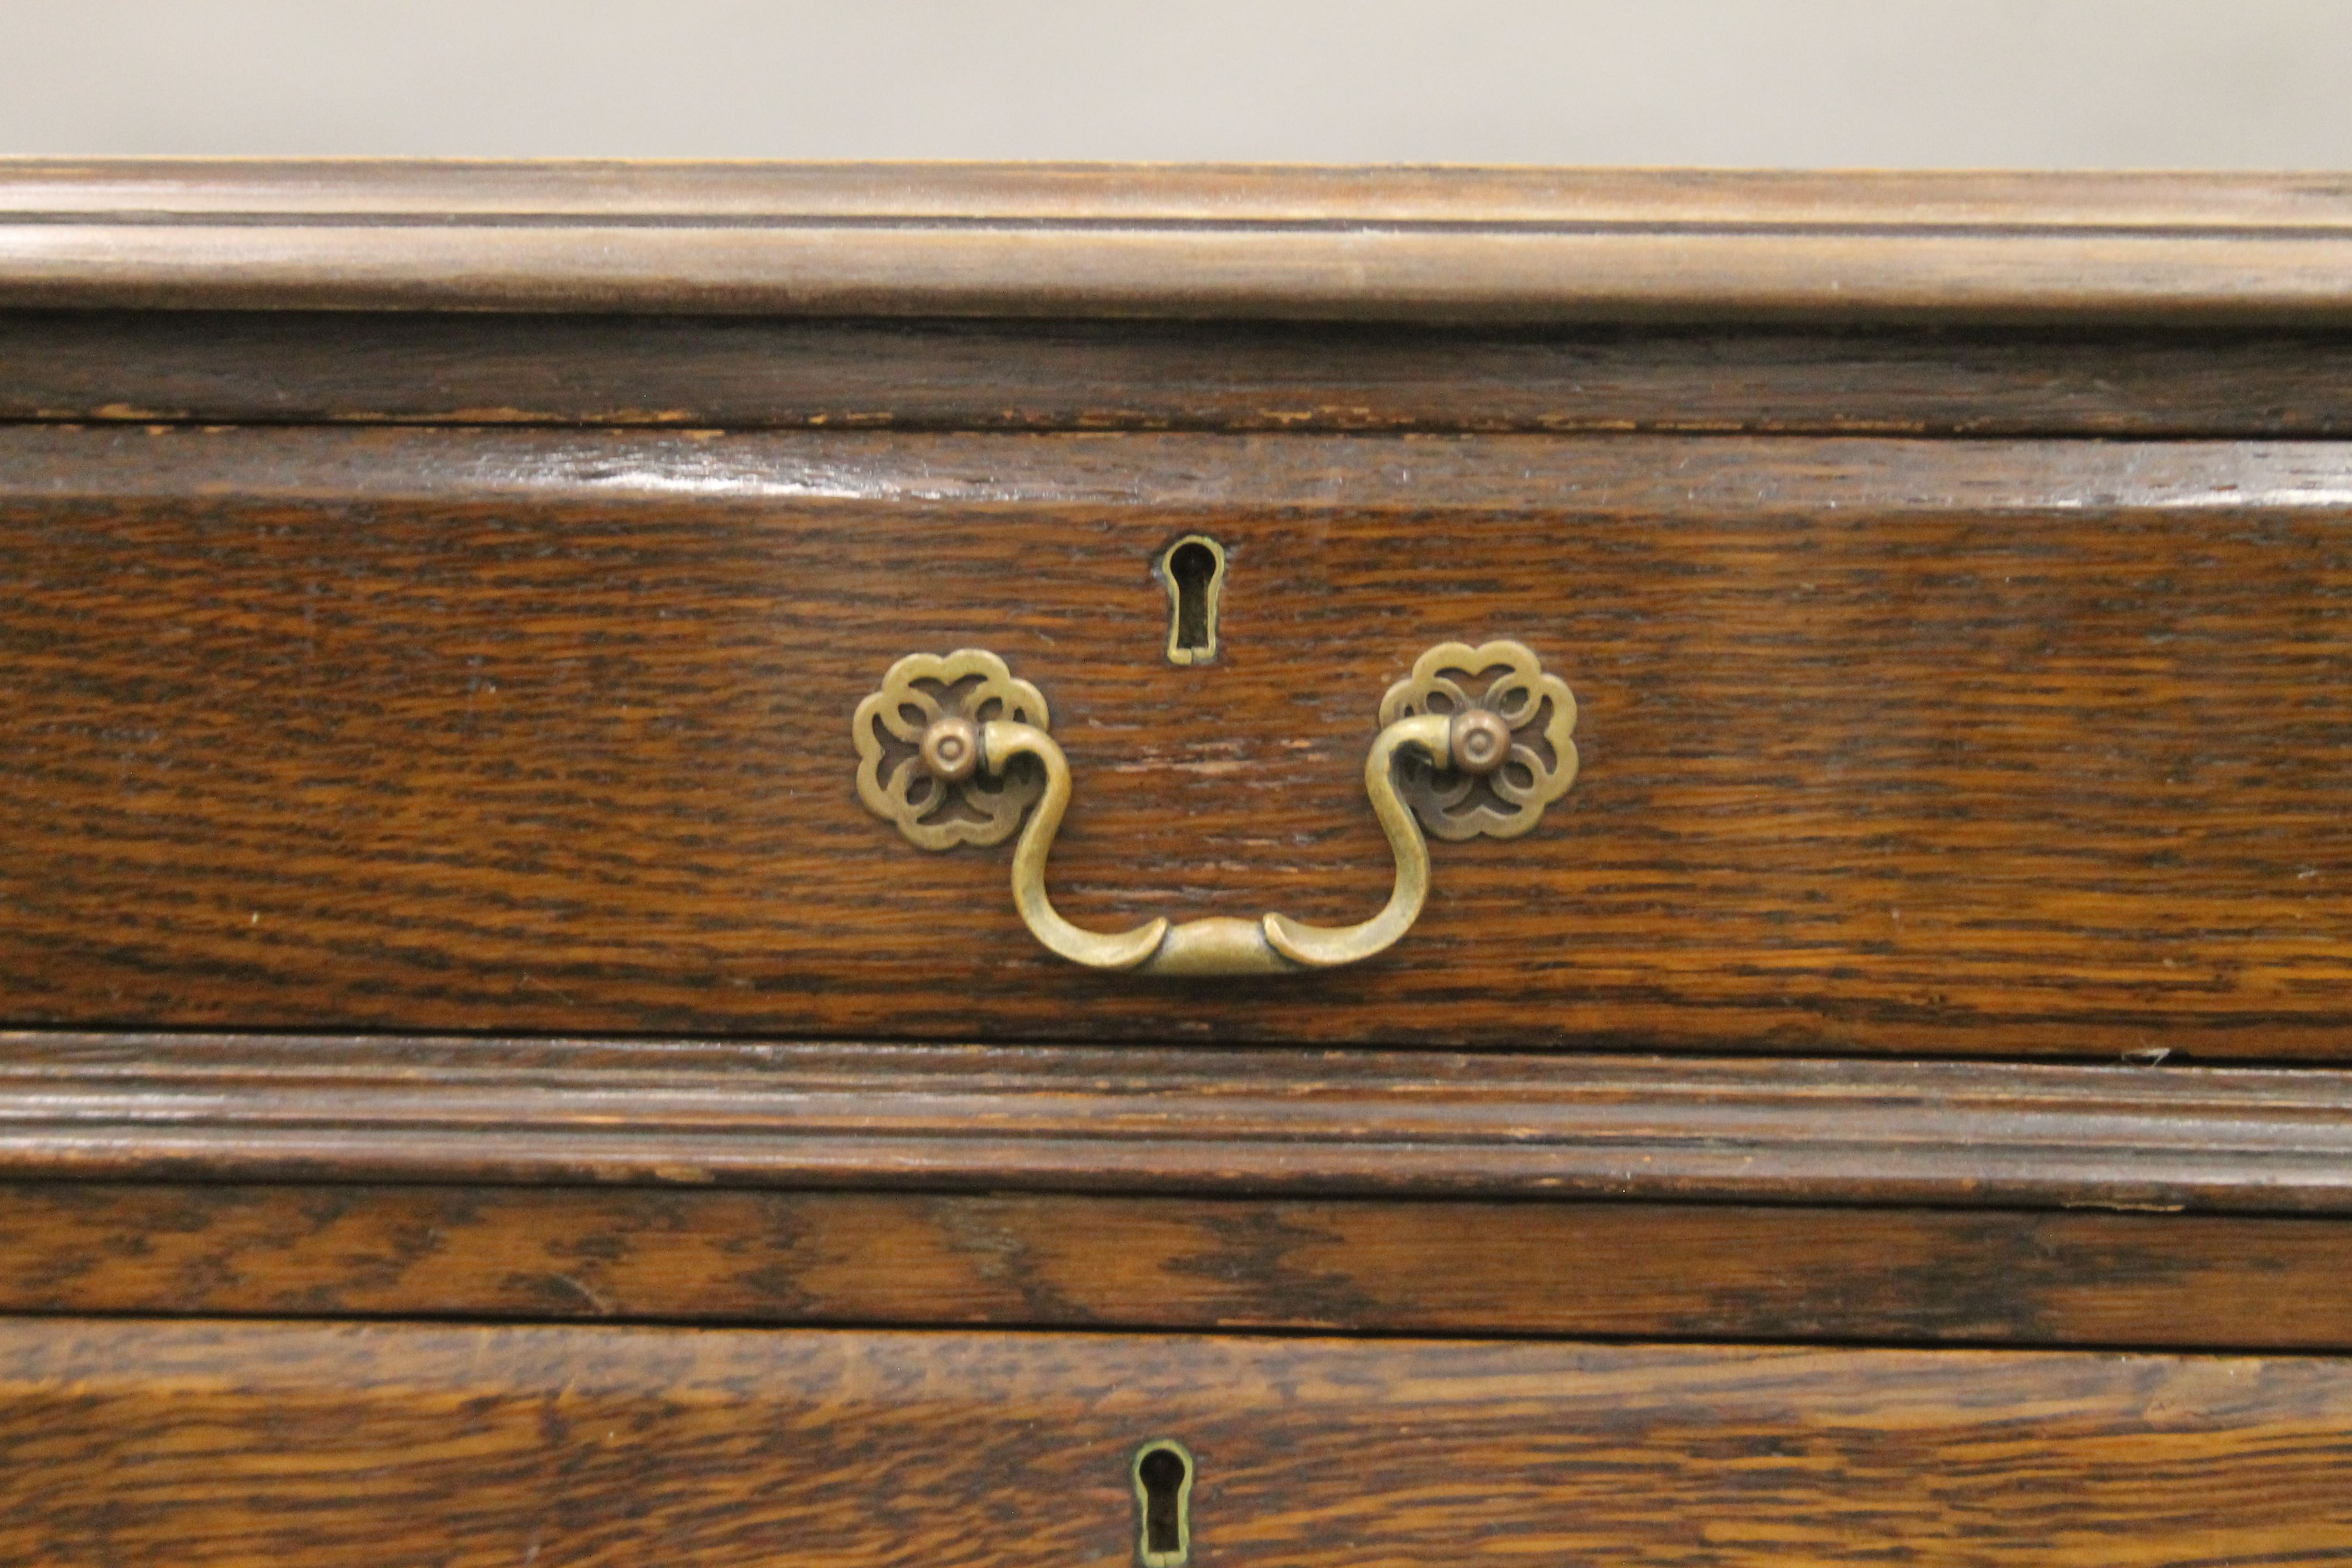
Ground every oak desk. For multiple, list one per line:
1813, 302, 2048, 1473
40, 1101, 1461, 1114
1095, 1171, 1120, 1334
3, 162, 2351, 1564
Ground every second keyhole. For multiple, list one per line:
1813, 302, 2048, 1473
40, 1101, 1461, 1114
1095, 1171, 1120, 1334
1132, 1439, 1194, 1566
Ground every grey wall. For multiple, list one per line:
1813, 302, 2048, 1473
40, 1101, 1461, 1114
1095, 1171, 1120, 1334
2, 0, 2348, 167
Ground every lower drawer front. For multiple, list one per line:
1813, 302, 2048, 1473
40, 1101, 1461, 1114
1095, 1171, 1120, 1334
8, 1321, 2349, 1566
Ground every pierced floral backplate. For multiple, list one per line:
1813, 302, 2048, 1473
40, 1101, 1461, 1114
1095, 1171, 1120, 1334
1379, 639, 1580, 841
852, 649, 1052, 850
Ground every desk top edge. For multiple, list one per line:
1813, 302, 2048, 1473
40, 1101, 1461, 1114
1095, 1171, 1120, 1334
7, 160, 2352, 323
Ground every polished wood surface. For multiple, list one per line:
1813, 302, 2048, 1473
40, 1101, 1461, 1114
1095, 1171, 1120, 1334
8, 1320, 2352, 1565
13, 1182, 2352, 1351
6, 1034, 2351, 1212
15, 313, 2352, 437
10, 163, 2352, 323
13, 161, 2352, 1561
3, 427, 2348, 1053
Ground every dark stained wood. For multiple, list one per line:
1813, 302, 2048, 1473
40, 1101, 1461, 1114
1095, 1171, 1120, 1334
7, 1033, 2352, 1213
3, 427, 2349, 1055
8, 1319, 2352, 1565
13, 163, 2352, 324
16, 312, 2352, 437
14, 1182, 2352, 1350
17, 163, 2352, 1559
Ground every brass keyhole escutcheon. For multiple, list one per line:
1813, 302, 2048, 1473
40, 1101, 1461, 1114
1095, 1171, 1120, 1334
1133, 1439, 1194, 1567
1156, 535, 1226, 665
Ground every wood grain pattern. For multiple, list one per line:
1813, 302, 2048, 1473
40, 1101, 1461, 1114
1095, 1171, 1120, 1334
3, 427, 2348, 1054
8, 1033, 2352, 1213
7, 1319, 2352, 1565
15, 167, 2352, 1559
17, 312, 2352, 437
14, 1181, 2352, 1350
11, 163, 2352, 322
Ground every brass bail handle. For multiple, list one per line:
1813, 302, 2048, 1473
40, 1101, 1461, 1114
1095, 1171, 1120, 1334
852, 640, 1577, 977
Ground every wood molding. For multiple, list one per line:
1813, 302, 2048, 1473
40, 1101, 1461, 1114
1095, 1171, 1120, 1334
7, 1033, 2352, 1213
12, 313, 2352, 436
15, 422, 2352, 510
12, 1182, 2352, 1349
9, 162, 2352, 322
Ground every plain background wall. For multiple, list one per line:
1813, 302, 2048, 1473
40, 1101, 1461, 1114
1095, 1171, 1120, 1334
2, 0, 2350, 166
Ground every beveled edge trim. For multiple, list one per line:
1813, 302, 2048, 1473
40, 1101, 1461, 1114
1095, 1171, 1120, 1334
8, 162, 2352, 323
17, 313, 2352, 440
13, 424, 2352, 516
4, 1032, 2350, 1215
15, 1183, 2352, 1348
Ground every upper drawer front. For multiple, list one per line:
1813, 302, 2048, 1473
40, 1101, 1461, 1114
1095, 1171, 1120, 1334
9, 1320, 2352, 1566
2, 426, 2348, 1057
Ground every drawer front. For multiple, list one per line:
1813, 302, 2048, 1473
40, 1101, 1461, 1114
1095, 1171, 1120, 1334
6, 1320, 2351, 1566
2, 426, 2349, 1055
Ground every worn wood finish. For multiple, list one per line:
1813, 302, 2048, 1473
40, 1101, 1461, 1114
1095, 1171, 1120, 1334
17, 161, 2352, 1558
16, 1181, 2352, 1350
16, 312, 2352, 436
12, 163, 2352, 323
9, 1034, 2352, 1213
8, 1319, 2352, 1565
3, 426, 2348, 1054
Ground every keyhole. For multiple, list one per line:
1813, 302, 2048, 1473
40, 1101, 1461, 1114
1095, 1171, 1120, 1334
1157, 536, 1226, 666
1132, 1439, 1194, 1566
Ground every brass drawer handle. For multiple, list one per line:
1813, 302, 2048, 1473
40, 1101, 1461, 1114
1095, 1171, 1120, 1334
853, 640, 1577, 976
